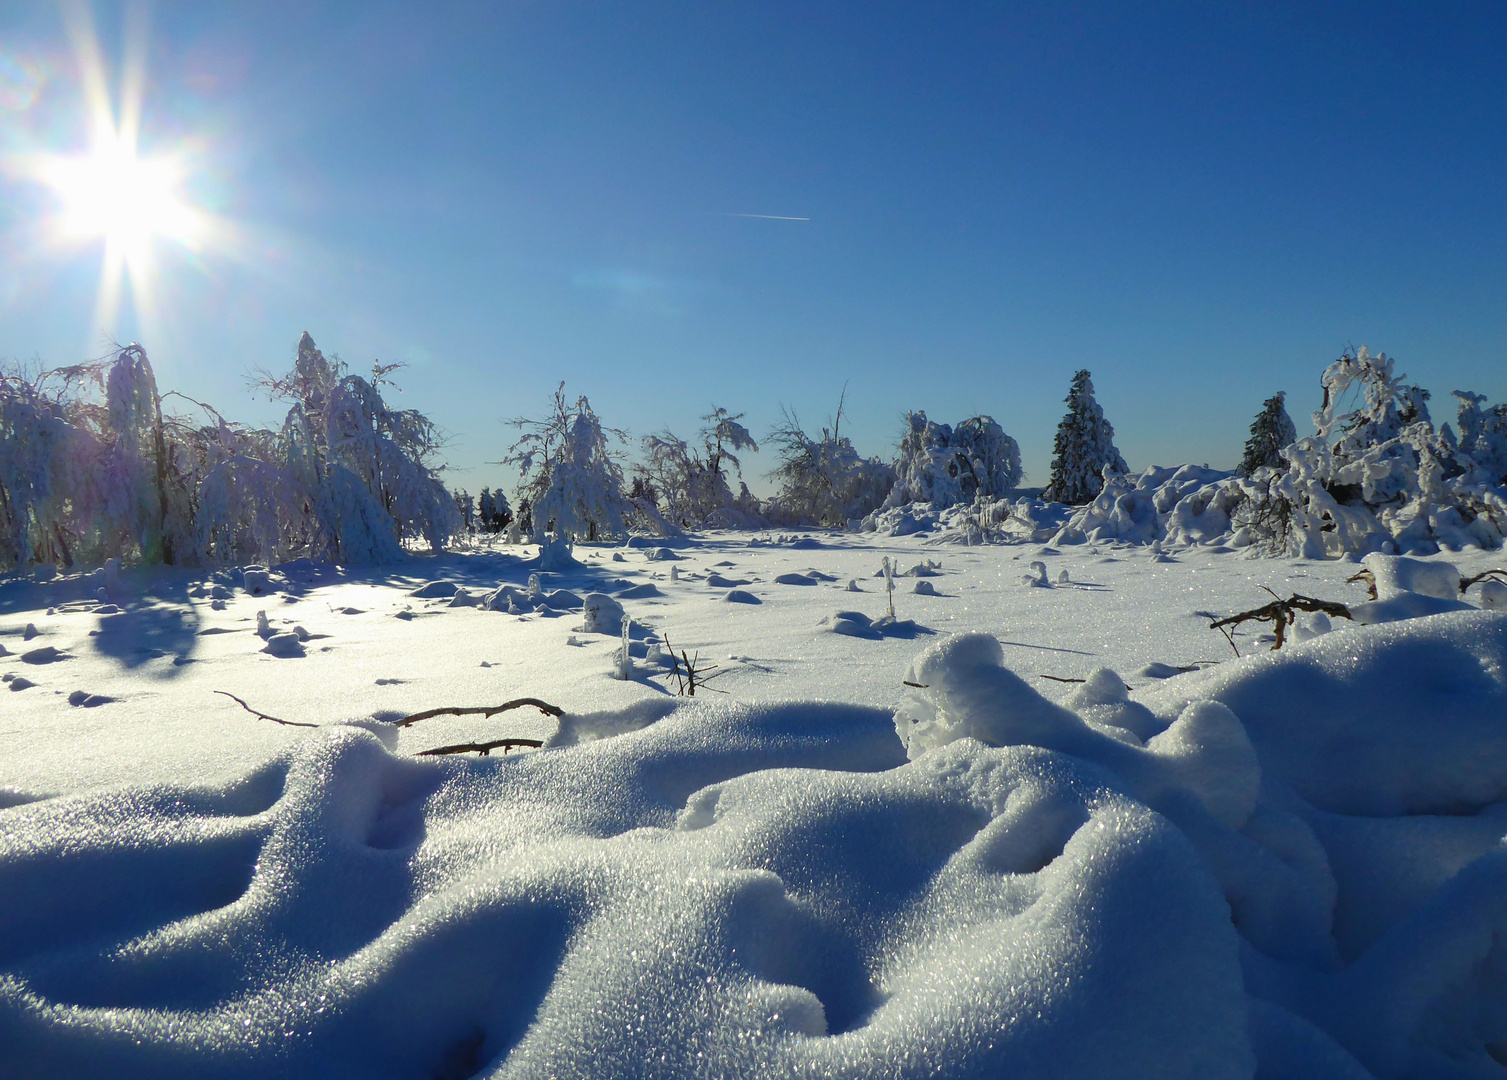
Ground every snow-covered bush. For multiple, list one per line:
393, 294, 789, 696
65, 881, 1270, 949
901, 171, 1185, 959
765, 401, 895, 527
1237, 392, 1296, 476
637, 406, 760, 526
886, 411, 1022, 509
506, 383, 632, 543
1452, 390, 1507, 487
1043, 370, 1128, 505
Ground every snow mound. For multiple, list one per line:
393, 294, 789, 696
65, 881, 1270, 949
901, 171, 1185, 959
579, 593, 625, 635
0, 705, 1254, 1079
409, 580, 460, 598
7, 599, 1507, 1077
1135, 609, 1507, 815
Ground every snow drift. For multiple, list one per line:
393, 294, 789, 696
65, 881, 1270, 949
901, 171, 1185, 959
4, 586, 1507, 1077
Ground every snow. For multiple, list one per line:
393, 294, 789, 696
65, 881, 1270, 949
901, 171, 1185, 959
3, 532, 1507, 1077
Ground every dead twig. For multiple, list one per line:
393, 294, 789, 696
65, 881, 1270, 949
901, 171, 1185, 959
1346, 568, 1378, 600
395, 698, 564, 728
417, 738, 544, 757
659, 634, 729, 696
1037, 674, 1086, 683
215, 690, 319, 728
1209, 590, 1353, 653
1461, 569, 1507, 593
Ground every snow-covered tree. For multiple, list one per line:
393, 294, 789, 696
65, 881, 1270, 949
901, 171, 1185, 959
637, 406, 760, 526
1313, 347, 1431, 457
1237, 392, 1297, 477
250, 332, 458, 561
1452, 391, 1507, 486
505, 383, 631, 542
887, 411, 1022, 509
765, 397, 894, 527
1044, 370, 1127, 505
453, 489, 475, 532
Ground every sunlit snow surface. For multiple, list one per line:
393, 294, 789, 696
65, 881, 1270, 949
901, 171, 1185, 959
3, 533, 1507, 1078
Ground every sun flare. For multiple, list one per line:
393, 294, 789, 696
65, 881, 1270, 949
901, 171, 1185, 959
43, 136, 201, 260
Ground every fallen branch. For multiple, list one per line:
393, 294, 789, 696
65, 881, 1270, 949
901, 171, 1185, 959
417, 738, 545, 757
1209, 589, 1353, 654
1037, 674, 1086, 684
215, 690, 319, 728
395, 698, 564, 728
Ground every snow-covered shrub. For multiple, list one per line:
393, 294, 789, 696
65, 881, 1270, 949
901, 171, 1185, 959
506, 383, 632, 542
886, 411, 1022, 509
1237, 392, 1296, 477
637, 407, 760, 527
765, 401, 895, 527
1043, 370, 1128, 505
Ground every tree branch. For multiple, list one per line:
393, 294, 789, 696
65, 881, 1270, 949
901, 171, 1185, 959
417, 738, 544, 757
214, 690, 320, 728
395, 698, 564, 727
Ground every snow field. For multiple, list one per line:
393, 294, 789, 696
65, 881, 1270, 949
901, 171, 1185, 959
3, 532, 1507, 1077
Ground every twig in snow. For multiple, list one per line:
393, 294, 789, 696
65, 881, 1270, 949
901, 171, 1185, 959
1037, 674, 1086, 683
1346, 568, 1377, 599
1460, 569, 1507, 593
659, 633, 729, 696
417, 738, 545, 757
214, 690, 319, 728
394, 698, 564, 727
1208, 589, 1353, 654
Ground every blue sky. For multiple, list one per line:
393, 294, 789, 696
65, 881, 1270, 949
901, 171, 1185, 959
2, 1, 1504, 496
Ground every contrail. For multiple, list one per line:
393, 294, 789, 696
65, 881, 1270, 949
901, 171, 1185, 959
721, 212, 810, 221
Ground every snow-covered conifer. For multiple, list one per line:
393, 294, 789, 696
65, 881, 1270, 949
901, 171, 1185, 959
1237, 392, 1297, 476
1044, 370, 1127, 505
1452, 391, 1507, 486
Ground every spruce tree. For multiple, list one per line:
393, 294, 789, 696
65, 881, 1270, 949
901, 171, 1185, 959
1237, 392, 1297, 476
1043, 370, 1127, 504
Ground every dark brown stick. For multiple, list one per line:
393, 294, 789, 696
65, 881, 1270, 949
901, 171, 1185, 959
1461, 569, 1507, 592
395, 698, 564, 727
417, 738, 545, 757
1037, 674, 1086, 683
214, 690, 319, 728
1209, 592, 1353, 651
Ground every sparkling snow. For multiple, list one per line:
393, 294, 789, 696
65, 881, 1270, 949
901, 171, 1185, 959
2, 532, 1506, 1078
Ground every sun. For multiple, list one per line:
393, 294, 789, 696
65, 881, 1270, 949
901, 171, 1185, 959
43, 135, 201, 262
13, 3, 228, 345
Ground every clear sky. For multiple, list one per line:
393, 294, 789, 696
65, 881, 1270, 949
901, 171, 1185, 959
2, 1, 1504, 496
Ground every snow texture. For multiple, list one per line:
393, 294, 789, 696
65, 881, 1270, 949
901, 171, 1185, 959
3, 531, 1507, 1078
